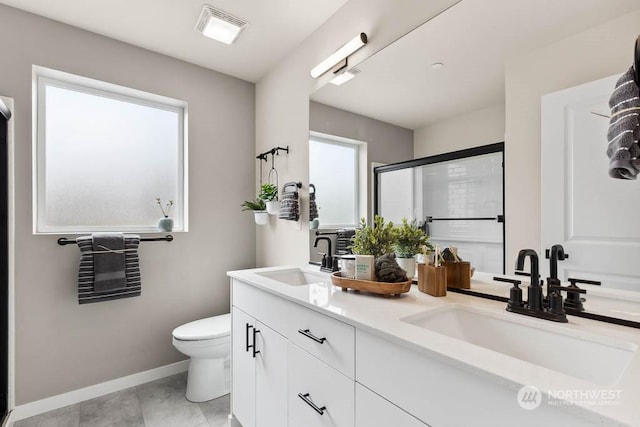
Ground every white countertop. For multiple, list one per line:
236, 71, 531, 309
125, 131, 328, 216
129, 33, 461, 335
227, 266, 640, 426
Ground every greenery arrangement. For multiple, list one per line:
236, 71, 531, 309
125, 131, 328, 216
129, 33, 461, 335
155, 198, 174, 218
394, 218, 433, 258
259, 183, 278, 201
350, 215, 396, 258
241, 198, 266, 211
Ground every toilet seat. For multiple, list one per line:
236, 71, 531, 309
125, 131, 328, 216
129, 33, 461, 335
172, 313, 230, 341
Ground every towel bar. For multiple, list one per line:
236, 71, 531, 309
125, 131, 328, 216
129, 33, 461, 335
57, 235, 173, 246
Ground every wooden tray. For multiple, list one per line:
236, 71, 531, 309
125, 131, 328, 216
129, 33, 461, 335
331, 272, 412, 297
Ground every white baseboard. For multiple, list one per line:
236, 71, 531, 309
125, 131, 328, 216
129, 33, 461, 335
7, 359, 190, 424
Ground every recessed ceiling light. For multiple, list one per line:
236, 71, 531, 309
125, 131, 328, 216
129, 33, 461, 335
330, 69, 361, 86
431, 62, 444, 70
195, 5, 247, 45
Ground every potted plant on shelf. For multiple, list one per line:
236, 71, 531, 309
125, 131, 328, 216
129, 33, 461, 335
259, 183, 280, 215
156, 198, 174, 231
241, 198, 268, 225
393, 218, 433, 279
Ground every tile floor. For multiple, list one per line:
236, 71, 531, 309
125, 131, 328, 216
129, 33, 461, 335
13, 373, 230, 427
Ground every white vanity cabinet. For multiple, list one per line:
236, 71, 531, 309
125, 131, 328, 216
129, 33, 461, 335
231, 278, 355, 427
231, 307, 287, 427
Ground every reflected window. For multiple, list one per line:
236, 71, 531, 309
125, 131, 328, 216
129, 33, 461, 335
309, 134, 359, 228
34, 66, 187, 233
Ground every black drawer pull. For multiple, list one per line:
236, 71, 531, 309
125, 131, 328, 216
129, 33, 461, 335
298, 393, 326, 415
245, 323, 253, 353
252, 327, 261, 358
298, 329, 326, 344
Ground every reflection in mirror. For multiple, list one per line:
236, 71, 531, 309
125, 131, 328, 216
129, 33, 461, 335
309, 0, 640, 324
376, 145, 504, 274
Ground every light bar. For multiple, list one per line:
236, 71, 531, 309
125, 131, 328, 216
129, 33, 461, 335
310, 33, 367, 79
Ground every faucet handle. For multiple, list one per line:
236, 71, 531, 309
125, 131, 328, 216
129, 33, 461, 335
568, 278, 600, 287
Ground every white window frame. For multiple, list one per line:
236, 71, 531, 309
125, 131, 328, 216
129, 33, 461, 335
309, 131, 363, 229
32, 66, 189, 234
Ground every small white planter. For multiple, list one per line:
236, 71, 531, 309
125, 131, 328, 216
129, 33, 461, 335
396, 257, 416, 279
266, 200, 280, 215
254, 211, 269, 225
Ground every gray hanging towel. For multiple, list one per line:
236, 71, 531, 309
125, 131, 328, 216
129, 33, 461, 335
279, 183, 300, 221
607, 66, 640, 179
309, 184, 318, 220
92, 233, 126, 293
77, 234, 142, 304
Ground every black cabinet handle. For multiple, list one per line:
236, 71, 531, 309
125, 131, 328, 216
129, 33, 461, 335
245, 323, 253, 353
298, 393, 326, 415
298, 329, 326, 344
252, 327, 261, 358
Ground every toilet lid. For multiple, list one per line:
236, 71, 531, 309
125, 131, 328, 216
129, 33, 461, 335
172, 313, 231, 341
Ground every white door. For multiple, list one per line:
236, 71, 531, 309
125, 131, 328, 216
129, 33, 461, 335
541, 74, 640, 290
355, 384, 428, 427
255, 321, 288, 427
231, 307, 256, 427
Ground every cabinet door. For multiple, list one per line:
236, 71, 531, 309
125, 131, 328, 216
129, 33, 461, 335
232, 307, 256, 427
255, 321, 288, 427
355, 384, 428, 427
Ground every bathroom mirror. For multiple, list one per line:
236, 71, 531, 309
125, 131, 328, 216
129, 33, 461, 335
309, 0, 640, 319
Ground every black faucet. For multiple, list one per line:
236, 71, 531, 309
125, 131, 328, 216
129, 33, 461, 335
313, 236, 337, 272
515, 249, 542, 311
508, 249, 567, 322
545, 244, 569, 298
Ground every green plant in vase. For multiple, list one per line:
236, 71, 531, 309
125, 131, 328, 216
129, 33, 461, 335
259, 183, 280, 215
393, 218, 433, 279
350, 215, 396, 258
241, 198, 268, 225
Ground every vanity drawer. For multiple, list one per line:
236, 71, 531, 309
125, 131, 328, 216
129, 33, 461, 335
288, 343, 354, 427
286, 301, 355, 379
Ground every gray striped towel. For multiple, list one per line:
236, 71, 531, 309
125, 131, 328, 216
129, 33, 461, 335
607, 66, 640, 179
279, 190, 300, 221
77, 234, 142, 304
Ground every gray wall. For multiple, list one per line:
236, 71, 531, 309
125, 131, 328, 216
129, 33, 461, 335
0, 5, 256, 405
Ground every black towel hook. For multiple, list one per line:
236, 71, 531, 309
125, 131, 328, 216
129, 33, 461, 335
635, 35, 640, 86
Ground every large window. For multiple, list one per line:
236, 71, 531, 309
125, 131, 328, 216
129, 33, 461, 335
34, 67, 187, 234
309, 133, 360, 228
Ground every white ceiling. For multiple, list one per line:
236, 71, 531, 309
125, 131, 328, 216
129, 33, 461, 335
0, 0, 349, 82
311, 0, 640, 130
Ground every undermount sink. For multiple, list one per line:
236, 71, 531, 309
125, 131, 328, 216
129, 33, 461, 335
256, 268, 329, 286
401, 305, 637, 385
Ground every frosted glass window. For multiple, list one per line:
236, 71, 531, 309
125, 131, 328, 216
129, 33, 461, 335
34, 68, 187, 233
309, 136, 358, 228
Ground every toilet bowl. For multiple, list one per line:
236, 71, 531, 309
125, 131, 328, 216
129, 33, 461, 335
172, 313, 231, 402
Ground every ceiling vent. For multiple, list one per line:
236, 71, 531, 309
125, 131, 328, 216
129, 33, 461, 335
195, 5, 247, 45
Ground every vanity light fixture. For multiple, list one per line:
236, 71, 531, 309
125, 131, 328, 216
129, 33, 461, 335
330, 68, 360, 86
195, 5, 247, 45
310, 33, 368, 78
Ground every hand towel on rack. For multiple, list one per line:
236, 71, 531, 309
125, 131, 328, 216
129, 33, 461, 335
279, 184, 300, 221
607, 66, 640, 180
309, 184, 319, 220
77, 234, 142, 304
92, 233, 126, 293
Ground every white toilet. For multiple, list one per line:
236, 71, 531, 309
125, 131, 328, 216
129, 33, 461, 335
172, 313, 231, 402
